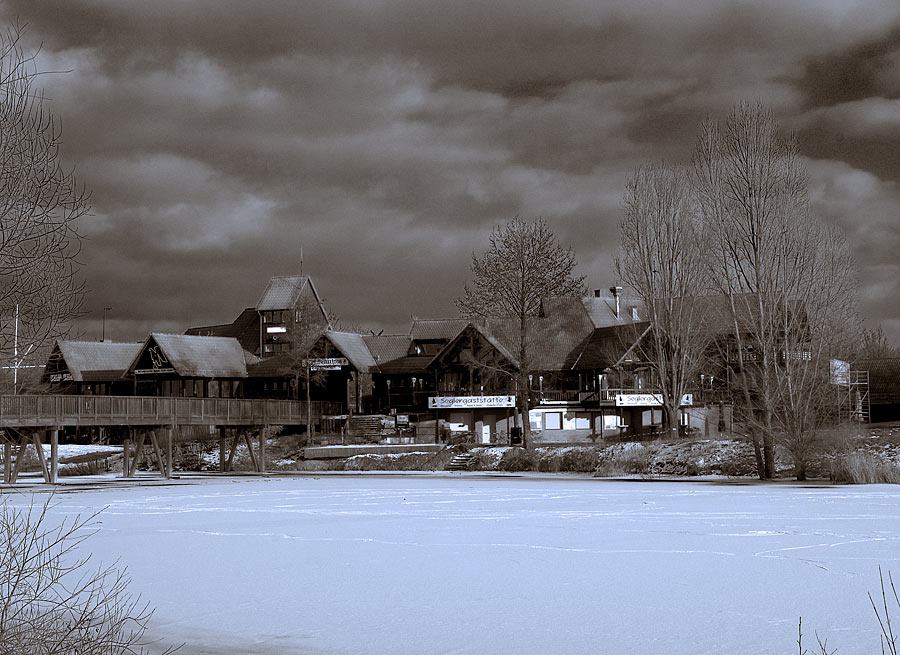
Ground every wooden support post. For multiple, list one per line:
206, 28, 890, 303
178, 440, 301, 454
9, 435, 28, 483
259, 426, 267, 474
3, 440, 10, 484
122, 434, 131, 479
165, 426, 174, 479
226, 433, 238, 472
129, 431, 147, 477
219, 427, 226, 473
50, 428, 59, 484
149, 430, 166, 477
32, 432, 50, 483
243, 430, 259, 472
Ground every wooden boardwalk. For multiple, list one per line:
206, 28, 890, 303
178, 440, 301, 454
0, 394, 329, 428
0, 394, 342, 485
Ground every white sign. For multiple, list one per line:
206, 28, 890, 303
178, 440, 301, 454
428, 395, 516, 409
49, 372, 74, 383
266, 326, 287, 334
830, 359, 850, 386
303, 357, 348, 369
615, 393, 693, 407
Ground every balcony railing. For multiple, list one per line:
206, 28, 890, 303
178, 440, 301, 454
0, 394, 338, 428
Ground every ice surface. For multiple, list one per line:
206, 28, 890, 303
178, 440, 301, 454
8, 476, 900, 654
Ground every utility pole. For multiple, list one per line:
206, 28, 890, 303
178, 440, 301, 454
102, 306, 112, 341
5, 304, 35, 395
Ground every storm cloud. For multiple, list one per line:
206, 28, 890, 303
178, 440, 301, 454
5, 0, 899, 343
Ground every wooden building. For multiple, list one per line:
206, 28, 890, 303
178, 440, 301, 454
125, 333, 253, 398
42, 341, 143, 395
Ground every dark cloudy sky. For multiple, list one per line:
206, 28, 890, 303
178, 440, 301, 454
7, 0, 900, 343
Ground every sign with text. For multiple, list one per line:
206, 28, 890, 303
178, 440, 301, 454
428, 395, 516, 409
303, 357, 348, 370
615, 393, 693, 407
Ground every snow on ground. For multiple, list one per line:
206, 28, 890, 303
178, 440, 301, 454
38, 443, 122, 460
6, 476, 900, 655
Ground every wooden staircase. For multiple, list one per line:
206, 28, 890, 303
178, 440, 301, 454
446, 452, 476, 471
346, 415, 387, 443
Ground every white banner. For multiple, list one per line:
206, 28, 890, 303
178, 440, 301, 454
303, 357, 348, 368
615, 393, 692, 407
428, 395, 516, 409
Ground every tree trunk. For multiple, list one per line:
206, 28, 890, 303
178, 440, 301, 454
519, 372, 532, 450
751, 434, 765, 481
762, 411, 775, 479
794, 457, 807, 482
665, 404, 680, 440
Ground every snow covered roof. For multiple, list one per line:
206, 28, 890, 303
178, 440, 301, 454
128, 334, 250, 378
44, 341, 143, 382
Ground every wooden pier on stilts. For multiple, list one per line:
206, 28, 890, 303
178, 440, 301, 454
1, 395, 321, 484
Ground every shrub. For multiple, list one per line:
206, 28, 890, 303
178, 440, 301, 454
537, 447, 600, 473
497, 447, 538, 472
0, 498, 177, 655
829, 452, 900, 484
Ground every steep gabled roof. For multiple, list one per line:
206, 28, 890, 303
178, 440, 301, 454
43, 341, 143, 382
363, 334, 412, 365
428, 321, 520, 370
409, 318, 469, 341
580, 291, 645, 329
256, 276, 308, 309
186, 307, 260, 352
128, 334, 249, 378
325, 330, 377, 372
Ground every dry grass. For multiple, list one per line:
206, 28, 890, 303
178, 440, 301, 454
829, 452, 900, 484
594, 443, 652, 477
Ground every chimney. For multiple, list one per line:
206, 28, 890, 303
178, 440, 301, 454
610, 286, 623, 318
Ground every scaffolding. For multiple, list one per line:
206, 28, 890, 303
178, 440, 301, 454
837, 370, 870, 423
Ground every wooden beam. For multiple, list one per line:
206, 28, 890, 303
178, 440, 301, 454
225, 432, 238, 472
31, 432, 50, 483
219, 426, 226, 473
129, 431, 147, 477
9, 435, 29, 483
122, 434, 131, 479
243, 430, 259, 472
2, 440, 10, 484
165, 425, 173, 479
49, 428, 59, 484
259, 426, 267, 473
149, 430, 167, 477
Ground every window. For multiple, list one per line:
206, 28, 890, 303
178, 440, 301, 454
575, 413, 591, 430
544, 412, 562, 430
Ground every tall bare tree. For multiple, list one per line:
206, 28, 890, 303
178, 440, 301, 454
0, 26, 88, 388
618, 164, 710, 439
456, 216, 586, 448
692, 102, 858, 479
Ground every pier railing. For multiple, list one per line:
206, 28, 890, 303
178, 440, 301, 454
0, 394, 330, 428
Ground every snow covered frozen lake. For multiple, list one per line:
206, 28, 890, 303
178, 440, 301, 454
8, 474, 900, 654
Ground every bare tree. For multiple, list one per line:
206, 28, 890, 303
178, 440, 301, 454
618, 164, 710, 439
456, 217, 586, 448
692, 102, 858, 479
0, 26, 88, 382
0, 498, 177, 654
858, 326, 899, 359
